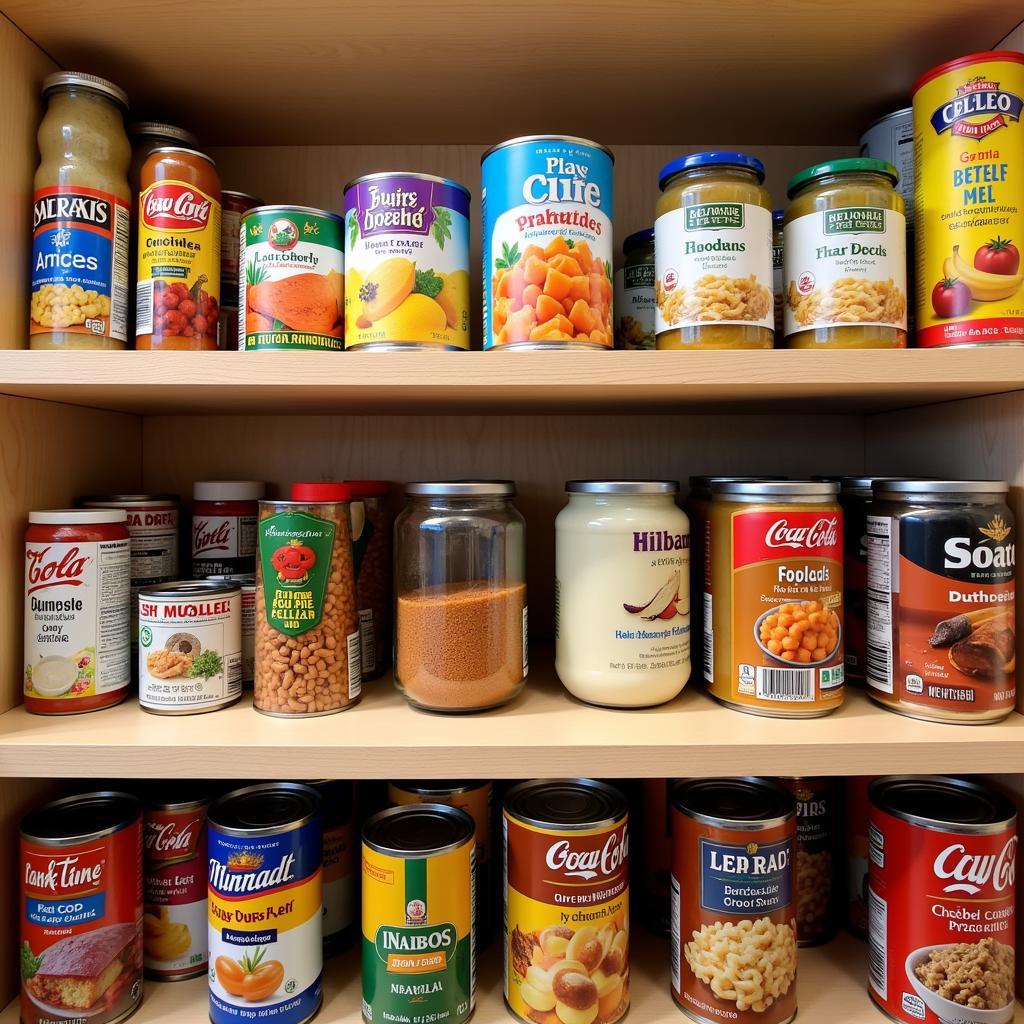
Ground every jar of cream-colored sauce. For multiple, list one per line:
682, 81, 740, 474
555, 480, 690, 707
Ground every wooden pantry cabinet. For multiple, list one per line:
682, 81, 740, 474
1, 2, 1024, 1022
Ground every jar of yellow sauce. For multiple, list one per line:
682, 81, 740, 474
655, 152, 774, 349
784, 158, 907, 348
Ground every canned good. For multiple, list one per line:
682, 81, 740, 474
143, 784, 210, 980
482, 136, 614, 349
913, 51, 1024, 346
868, 776, 1017, 1024
21, 791, 143, 1024
208, 783, 323, 1024
614, 227, 656, 349
344, 173, 470, 350
193, 480, 264, 578
221, 190, 261, 289
240, 205, 344, 351
504, 779, 629, 1024
866, 480, 1016, 723
347, 480, 393, 679
671, 777, 797, 1024
208, 573, 256, 686
138, 579, 242, 714
312, 780, 357, 958
707, 481, 845, 717
860, 108, 915, 226
361, 803, 476, 1024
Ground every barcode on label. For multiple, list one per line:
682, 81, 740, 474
702, 592, 713, 682
866, 636, 893, 693
756, 666, 814, 701
347, 631, 362, 700
522, 606, 529, 676
359, 609, 375, 674
670, 875, 681, 993
868, 886, 888, 998
135, 280, 153, 335
469, 844, 477, 1007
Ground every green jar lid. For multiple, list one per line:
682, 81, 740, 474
787, 157, 899, 198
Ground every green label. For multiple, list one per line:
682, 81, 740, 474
244, 331, 344, 351
823, 207, 885, 234
686, 203, 744, 230
374, 922, 458, 962
244, 209, 343, 250
258, 511, 336, 636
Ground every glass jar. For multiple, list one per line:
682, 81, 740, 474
31, 72, 131, 350
784, 158, 907, 348
655, 152, 774, 349
772, 209, 784, 339
192, 481, 265, 577
614, 228, 656, 349
394, 482, 527, 713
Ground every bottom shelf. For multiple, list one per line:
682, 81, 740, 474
6, 928, 1019, 1023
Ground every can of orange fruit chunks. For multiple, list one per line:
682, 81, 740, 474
239, 205, 344, 351
482, 135, 614, 349
343, 173, 471, 350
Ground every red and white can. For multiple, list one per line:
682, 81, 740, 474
868, 776, 1017, 1024
143, 786, 210, 980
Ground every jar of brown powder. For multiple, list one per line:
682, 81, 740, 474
395, 481, 527, 712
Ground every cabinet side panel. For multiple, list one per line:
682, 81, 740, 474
997, 19, 1023, 48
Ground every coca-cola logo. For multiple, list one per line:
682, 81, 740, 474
142, 183, 212, 231
933, 836, 1017, 895
765, 516, 839, 550
24, 852, 104, 895
25, 545, 90, 594
144, 815, 203, 861
544, 827, 628, 881
193, 519, 232, 557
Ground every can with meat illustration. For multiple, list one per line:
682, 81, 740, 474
20, 791, 144, 1024
868, 776, 1017, 1024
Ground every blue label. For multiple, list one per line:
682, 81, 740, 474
699, 836, 793, 915
209, 817, 322, 899
26, 893, 105, 926
222, 927, 277, 945
210, 974, 323, 1024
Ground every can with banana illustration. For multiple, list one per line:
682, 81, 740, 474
361, 803, 476, 1024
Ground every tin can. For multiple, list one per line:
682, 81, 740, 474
361, 803, 476, 1024
344, 173, 470, 350
388, 781, 493, 945
220, 190, 260, 349
136, 146, 221, 349
777, 776, 838, 946
482, 136, 614, 349
868, 776, 1017, 1024
143, 784, 210, 980
240, 205, 344, 351
20, 791, 144, 1024
208, 573, 256, 687
860, 108, 915, 225
208, 783, 323, 1024
613, 228, 656, 349
504, 779, 629, 1024
844, 775, 875, 939
312, 780, 357, 958
866, 480, 1015, 723
671, 777, 797, 1024
138, 579, 242, 714
913, 51, 1024, 347
347, 480, 393, 679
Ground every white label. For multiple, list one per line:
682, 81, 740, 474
144, 899, 206, 977
347, 631, 362, 699
702, 591, 713, 683
868, 886, 888, 999
192, 514, 257, 575
614, 265, 656, 348
138, 592, 242, 710
358, 607, 375, 674
24, 537, 130, 701
866, 514, 894, 694
783, 207, 907, 336
655, 203, 773, 331
240, 586, 255, 685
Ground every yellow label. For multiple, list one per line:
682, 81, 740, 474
208, 871, 322, 932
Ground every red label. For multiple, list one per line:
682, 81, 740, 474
733, 509, 841, 568
918, 317, 1024, 347
142, 182, 213, 231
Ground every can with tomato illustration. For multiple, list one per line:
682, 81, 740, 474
914, 51, 1024, 346
208, 783, 323, 1024
20, 791, 144, 1024
868, 776, 1017, 1024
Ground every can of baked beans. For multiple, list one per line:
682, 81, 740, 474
868, 776, 1017, 1024
311, 779, 357, 958
504, 779, 629, 1024
208, 783, 323, 1024
361, 803, 476, 1024
20, 791, 144, 1024
866, 480, 1016, 723
777, 776, 838, 946
671, 778, 797, 1024
845, 775, 876, 939
143, 784, 210, 980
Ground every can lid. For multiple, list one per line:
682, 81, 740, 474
858, 107, 913, 138
206, 573, 257, 585
42, 71, 128, 108
787, 157, 899, 197
194, 481, 265, 501
870, 776, 1016, 834
481, 135, 615, 163
29, 508, 128, 525
873, 479, 1008, 496
221, 190, 262, 203
622, 228, 654, 254
566, 480, 678, 495
363, 803, 474, 857
912, 51, 1024, 97
712, 480, 839, 498
391, 781, 486, 797
127, 121, 199, 147
244, 204, 344, 224
673, 778, 796, 829
659, 151, 766, 189
209, 783, 321, 836
406, 480, 515, 497
343, 171, 471, 200
80, 494, 178, 507
143, 781, 211, 811
139, 579, 240, 600
290, 482, 354, 502
22, 791, 141, 845
504, 779, 627, 831
689, 475, 786, 489
345, 480, 391, 497
146, 145, 217, 168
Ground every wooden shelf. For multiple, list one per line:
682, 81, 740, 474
4, 349, 1024, 415
2, 662, 1023, 779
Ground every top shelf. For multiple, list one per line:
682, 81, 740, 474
2, 348, 1024, 416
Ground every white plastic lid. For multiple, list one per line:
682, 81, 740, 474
193, 481, 265, 501
29, 509, 127, 525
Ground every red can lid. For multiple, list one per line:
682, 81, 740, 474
346, 480, 390, 497
290, 481, 353, 502
912, 50, 1024, 96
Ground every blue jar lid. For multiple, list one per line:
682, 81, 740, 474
622, 227, 654, 254
659, 151, 766, 190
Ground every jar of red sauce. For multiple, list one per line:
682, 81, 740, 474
192, 481, 264, 577
136, 146, 221, 350
24, 509, 131, 714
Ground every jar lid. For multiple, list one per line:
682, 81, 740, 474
127, 121, 199, 147
147, 145, 217, 168
290, 482, 353, 502
872, 479, 1008, 496
836, 476, 915, 493
787, 157, 899, 198
622, 227, 654, 254
405, 481, 516, 497
566, 480, 678, 494
689, 475, 786, 488
80, 493, 178, 506
659, 151, 766, 190
42, 71, 128, 109
29, 509, 127, 525
346, 480, 391, 497
712, 480, 839, 498
194, 481, 265, 501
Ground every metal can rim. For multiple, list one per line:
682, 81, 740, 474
872, 479, 1009, 496
242, 204, 344, 225
363, 802, 475, 858
146, 145, 217, 168
712, 480, 839, 498
21, 790, 141, 846
858, 106, 913, 140
869, 775, 1016, 835
209, 782, 321, 836
81, 494, 179, 507
481, 135, 615, 164
566, 480, 679, 495
504, 779, 627, 831
912, 50, 1024, 98
138, 579, 240, 600
42, 71, 128, 108
672, 777, 796, 831
389, 781, 488, 798
343, 171, 471, 200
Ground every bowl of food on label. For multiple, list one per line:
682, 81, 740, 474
754, 601, 840, 666
906, 942, 1016, 1024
